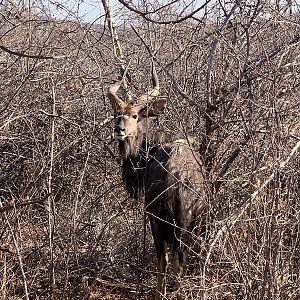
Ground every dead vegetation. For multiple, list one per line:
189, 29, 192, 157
1, 0, 300, 299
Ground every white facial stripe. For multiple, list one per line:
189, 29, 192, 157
114, 112, 137, 142
117, 114, 129, 119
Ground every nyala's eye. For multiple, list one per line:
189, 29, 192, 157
132, 114, 138, 119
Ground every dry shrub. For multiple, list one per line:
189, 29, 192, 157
1, 1, 300, 299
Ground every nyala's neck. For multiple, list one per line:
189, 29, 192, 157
120, 139, 158, 199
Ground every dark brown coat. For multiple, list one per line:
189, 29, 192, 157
108, 63, 206, 300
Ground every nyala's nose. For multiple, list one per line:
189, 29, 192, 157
115, 126, 125, 135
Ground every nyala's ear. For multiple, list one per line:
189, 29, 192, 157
140, 99, 166, 117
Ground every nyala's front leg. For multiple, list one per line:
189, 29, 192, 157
172, 250, 184, 300
155, 251, 167, 300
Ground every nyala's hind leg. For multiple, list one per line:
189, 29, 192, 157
155, 250, 167, 300
172, 250, 184, 300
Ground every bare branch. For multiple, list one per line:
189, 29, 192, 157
117, 0, 212, 24
204, 139, 300, 278
101, 0, 132, 101
0, 45, 65, 59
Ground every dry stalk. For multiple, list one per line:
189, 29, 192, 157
47, 81, 56, 299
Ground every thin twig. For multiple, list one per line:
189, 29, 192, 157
0, 197, 49, 214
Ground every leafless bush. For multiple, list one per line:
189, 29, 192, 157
1, 0, 300, 299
